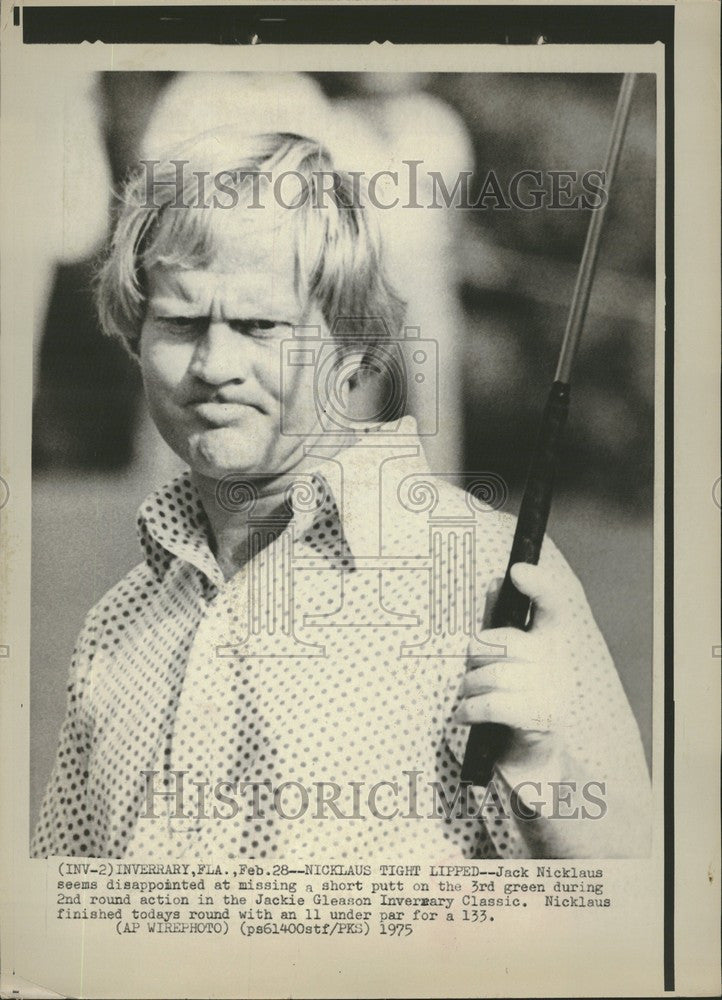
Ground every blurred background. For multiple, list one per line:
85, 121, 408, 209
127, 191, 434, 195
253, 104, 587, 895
31, 71, 656, 825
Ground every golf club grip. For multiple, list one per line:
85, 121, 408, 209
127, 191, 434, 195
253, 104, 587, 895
459, 381, 570, 785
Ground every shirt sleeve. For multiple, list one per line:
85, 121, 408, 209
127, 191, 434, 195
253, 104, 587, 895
30, 605, 101, 858
443, 528, 651, 859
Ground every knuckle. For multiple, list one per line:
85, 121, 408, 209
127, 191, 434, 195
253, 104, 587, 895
472, 629, 506, 652
463, 671, 492, 696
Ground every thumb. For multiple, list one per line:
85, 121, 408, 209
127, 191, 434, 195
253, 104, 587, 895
509, 562, 566, 629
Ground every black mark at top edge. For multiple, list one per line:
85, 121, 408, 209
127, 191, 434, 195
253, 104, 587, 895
22, 4, 673, 46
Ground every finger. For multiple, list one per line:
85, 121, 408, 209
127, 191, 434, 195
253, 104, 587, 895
509, 562, 583, 630
459, 660, 568, 728
462, 659, 535, 696
454, 691, 553, 732
467, 627, 533, 664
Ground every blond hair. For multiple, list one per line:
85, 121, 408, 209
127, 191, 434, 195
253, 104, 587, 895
96, 130, 406, 359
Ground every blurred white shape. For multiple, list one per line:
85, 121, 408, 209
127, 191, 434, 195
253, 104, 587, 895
139, 70, 388, 186
141, 72, 333, 159
59, 76, 112, 262
351, 90, 474, 473
32, 73, 111, 396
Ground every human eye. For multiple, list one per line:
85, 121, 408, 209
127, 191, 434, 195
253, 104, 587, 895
230, 319, 288, 338
155, 316, 206, 337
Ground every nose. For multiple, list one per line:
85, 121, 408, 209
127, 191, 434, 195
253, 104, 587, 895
188, 321, 248, 386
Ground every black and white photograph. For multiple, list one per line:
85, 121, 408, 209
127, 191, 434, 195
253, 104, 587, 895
1, 3, 719, 998
28, 66, 656, 862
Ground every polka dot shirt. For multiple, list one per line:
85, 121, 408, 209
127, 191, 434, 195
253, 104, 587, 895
31, 427, 649, 860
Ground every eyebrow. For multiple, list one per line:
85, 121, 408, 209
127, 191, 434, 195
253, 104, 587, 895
147, 299, 303, 326
146, 298, 204, 316
145, 270, 309, 323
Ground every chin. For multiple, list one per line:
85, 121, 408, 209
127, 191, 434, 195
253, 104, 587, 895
187, 428, 266, 480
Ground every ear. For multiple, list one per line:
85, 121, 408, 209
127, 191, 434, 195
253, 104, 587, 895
340, 349, 367, 394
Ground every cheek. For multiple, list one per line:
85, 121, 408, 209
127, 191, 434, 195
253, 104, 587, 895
279, 357, 317, 414
139, 329, 188, 403
256, 343, 284, 397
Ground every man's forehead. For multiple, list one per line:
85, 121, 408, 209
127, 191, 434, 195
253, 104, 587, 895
146, 265, 304, 319
204, 202, 297, 262
146, 206, 306, 316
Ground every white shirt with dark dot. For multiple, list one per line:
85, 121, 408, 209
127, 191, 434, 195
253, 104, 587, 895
31, 426, 649, 860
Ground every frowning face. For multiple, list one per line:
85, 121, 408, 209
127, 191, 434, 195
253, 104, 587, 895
139, 208, 331, 483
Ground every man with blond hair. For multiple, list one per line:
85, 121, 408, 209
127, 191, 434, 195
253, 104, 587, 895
32, 129, 650, 860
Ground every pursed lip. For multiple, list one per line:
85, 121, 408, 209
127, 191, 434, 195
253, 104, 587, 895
189, 400, 264, 426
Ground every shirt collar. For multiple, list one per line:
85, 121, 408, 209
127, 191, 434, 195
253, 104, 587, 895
137, 416, 429, 587
137, 470, 224, 588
